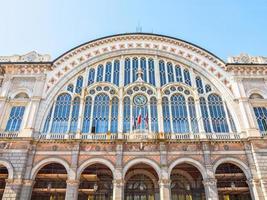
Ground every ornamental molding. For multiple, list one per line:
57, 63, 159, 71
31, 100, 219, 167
228, 53, 267, 64
225, 64, 267, 76
1, 63, 52, 75
0, 51, 51, 62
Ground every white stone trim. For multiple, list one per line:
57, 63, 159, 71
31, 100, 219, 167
0, 159, 14, 179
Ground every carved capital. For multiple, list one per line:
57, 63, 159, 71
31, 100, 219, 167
66, 179, 80, 186
202, 178, 217, 186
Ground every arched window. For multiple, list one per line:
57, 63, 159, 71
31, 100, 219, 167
92, 94, 110, 133
42, 105, 53, 133
110, 97, 119, 133
175, 65, 183, 82
51, 94, 72, 133
123, 97, 130, 132
200, 97, 211, 132
171, 94, 189, 133
105, 62, 112, 82
208, 94, 229, 132
5, 106, 25, 132
183, 69, 191, 86
124, 58, 131, 85
113, 60, 120, 86
250, 93, 264, 99
70, 97, 80, 133
253, 107, 267, 133
132, 57, 138, 82
205, 84, 212, 93
150, 97, 158, 133
195, 76, 204, 94
75, 76, 83, 94
167, 62, 174, 83
141, 57, 147, 82
82, 97, 92, 133
148, 58, 155, 86
159, 60, 166, 86
88, 68, 95, 85
96, 65, 104, 82
188, 97, 199, 133
67, 84, 74, 92
162, 97, 171, 133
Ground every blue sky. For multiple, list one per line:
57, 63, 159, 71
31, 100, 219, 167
1, 0, 267, 61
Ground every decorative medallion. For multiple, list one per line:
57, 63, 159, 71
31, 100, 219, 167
133, 94, 147, 106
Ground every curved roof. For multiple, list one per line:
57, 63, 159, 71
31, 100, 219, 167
53, 32, 225, 64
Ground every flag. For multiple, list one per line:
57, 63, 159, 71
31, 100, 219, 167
137, 109, 142, 125
145, 112, 149, 129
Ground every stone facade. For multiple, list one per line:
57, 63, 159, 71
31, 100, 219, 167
0, 33, 266, 200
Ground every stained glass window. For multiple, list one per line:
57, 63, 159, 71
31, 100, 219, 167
148, 58, 155, 86
124, 58, 131, 86
5, 106, 25, 132
110, 97, 119, 133
159, 60, 166, 86
253, 107, 267, 133
113, 60, 120, 86
88, 68, 95, 85
105, 62, 112, 82
75, 76, 83, 94
167, 62, 174, 83
96, 65, 104, 82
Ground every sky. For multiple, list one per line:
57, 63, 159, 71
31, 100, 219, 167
0, 0, 267, 61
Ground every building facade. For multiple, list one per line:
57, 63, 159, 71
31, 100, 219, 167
0, 33, 266, 200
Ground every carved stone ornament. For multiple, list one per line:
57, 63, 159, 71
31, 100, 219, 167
228, 53, 267, 64
0, 51, 51, 62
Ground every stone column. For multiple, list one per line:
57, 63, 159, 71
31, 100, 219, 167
2, 179, 22, 200
19, 180, 35, 200
113, 179, 124, 200
247, 178, 264, 200
117, 88, 124, 139
159, 179, 171, 200
202, 178, 218, 200
65, 180, 79, 200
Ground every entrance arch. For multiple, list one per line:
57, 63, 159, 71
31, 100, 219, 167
31, 163, 68, 200
215, 163, 252, 200
124, 163, 159, 200
0, 165, 8, 199
170, 163, 206, 200
78, 163, 113, 200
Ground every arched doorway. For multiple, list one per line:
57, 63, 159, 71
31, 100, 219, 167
0, 165, 8, 199
124, 163, 159, 200
31, 163, 67, 200
170, 163, 205, 200
78, 163, 113, 200
216, 163, 251, 200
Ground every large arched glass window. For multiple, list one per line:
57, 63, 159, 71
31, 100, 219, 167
113, 60, 120, 86
96, 65, 104, 82
124, 58, 131, 86
200, 97, 211, 132
171, 94, 189, 133
42, 105, 53, 133
75, 76, 83, 94
188, 97, 199, 133
110, 97, 119, 133
132, 57, 138, 82
159, 60, 166, 86
92, 94, 110, 133
162, 97, 171, 133
88, 68, 95, 85
175, 65, 183, 82
183, 69, 191, 86
70, 97, 80, 133
51, 93, 72, 133
5, 106, 25, 132
123, 97, 130, 132
167, 62, 174, 83
148, 58, 155, 86
82, 97, 92, 133
141, 57, 147, 82
105, 62, 112, 82
208, 94, 229, 133
195, 76, 204, 94
150, 97, 158, 133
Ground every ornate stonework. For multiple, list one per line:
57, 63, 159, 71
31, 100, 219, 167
228, 53, 267, 64
0, 51, 51, 62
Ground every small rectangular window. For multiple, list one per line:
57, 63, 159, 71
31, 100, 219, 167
5, 106, 25, 132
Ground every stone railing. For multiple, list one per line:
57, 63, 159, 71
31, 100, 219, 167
34, 131, 243, 141
0, 131, 19, 138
